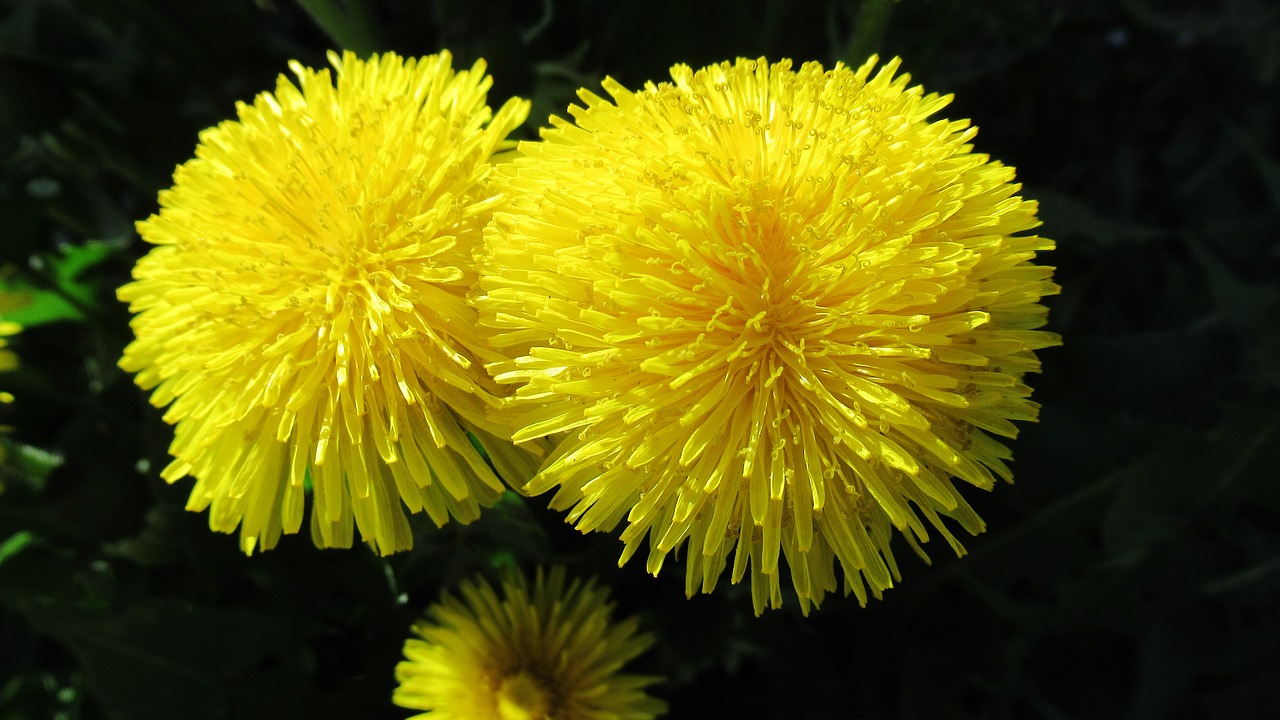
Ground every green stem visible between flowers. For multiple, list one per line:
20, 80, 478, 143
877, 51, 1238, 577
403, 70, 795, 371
294, 0, 380, 56
844, 0, 897, 66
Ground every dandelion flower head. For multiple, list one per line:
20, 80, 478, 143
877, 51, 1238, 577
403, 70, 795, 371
477, 56, 1060, 613
119, 50, 533, 555
393, 565, 666, 720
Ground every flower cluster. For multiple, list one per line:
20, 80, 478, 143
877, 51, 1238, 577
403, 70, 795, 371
121, 52, 1057, 619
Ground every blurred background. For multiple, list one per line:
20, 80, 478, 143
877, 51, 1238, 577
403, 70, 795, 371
2, 0, 1278, 718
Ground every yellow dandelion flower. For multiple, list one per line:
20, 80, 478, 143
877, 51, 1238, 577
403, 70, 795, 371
394, 565, 666, 720
118, 50, 535, 555
477, 56, 1060, 614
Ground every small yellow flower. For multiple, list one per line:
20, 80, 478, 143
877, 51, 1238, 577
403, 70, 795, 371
477, 56, 1060, 613
0, 277, 24, 380
119, 51, 535, 555
394, 566, 666, 720
0, 315, 18, 473
0, 320, 18, 378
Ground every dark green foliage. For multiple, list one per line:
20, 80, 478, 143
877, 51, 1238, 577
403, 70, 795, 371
2, 0, 1278, 718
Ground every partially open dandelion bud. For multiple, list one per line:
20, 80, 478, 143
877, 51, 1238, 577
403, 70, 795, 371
393, 566, 666, 720
476, 56, 1060, 614
119, 50, 535, 555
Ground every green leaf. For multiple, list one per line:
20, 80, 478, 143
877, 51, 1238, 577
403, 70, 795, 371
843, 0, 897, 67
18, 596, 307, 720
6, 442, 64, 489
103, 507, 183, 568
0, 284, 80, 327
1036, 191, 1165, 254
293, 0, 380, 56
0, 531, 33, 566
50, 241, 117, 301
2, 241, 121, 327
1128, 622, 1198, 720
1102, 410, 1280, 566
1189, 239, 1280, 389
1202, 552, 1280, 598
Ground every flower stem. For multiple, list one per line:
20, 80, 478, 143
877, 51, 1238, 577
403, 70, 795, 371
294, 0, 380, 56
844, 0, 897, 66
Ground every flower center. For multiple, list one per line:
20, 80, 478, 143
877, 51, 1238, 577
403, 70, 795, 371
496, 671, 552, 720
728, 200, 811, 352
